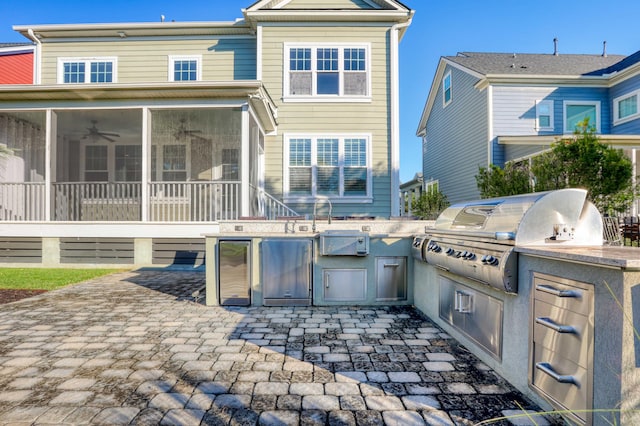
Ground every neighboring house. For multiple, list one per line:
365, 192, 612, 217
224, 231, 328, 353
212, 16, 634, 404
0, 0, 413, 265
399, 172, 422, 216
0, 43, 34, 84
416, 47, 640, 215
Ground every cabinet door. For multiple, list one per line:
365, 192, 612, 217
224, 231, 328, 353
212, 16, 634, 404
375, 257, 407, 301
323, 269, 367, 302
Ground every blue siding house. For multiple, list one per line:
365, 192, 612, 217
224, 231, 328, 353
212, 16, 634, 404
416, 49, 640, 214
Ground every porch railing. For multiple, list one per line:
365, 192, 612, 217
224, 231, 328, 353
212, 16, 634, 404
5, 181, 298, 222
251, 184, 301, 219
53, 182, 142, 221
0, 182, 46, 221
149, 181, 240, 222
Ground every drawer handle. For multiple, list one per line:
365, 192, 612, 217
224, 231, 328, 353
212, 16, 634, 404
536, 284, 581, 298
383, 263, 400, 268
454, 290, 473, 313
535, 362, 580, 388
535, 317, 577, 334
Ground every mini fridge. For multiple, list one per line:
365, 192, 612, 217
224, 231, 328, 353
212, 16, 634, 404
217, 240, 251, 306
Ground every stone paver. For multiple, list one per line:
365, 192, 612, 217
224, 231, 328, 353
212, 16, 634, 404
0, 270, 561, 425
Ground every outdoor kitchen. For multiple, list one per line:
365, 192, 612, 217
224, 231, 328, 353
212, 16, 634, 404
204, 188, 640, 425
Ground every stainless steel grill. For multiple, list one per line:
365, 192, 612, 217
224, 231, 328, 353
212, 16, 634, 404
414, 189, 603, 294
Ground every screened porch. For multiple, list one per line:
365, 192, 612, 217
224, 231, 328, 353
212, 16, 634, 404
0, 107, 295, 222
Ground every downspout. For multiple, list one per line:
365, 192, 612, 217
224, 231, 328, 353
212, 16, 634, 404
26, 29, 41, 84
390, 16, 412, 217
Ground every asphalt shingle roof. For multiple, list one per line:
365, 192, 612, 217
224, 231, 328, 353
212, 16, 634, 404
446, 51, 637, 77
0, 42, 33, 48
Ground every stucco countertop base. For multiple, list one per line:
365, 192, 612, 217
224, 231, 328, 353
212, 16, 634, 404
516, 245, 640, 270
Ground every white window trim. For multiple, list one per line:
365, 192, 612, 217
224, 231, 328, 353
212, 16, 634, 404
282, 43, 372, 103
57, 57, 118, 84
283, 133, 373, 203
168, 55, 203, 82
535, 100, 554, 131
563, 100, 601, 133
613, 90, 640, 125
442, 71, 452, 108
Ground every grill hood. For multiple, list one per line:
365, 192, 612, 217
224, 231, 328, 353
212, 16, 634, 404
433, 188, 603, 246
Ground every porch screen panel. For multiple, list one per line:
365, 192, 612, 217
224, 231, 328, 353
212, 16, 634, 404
0, 111, 46, 221
149, 108, 242, 221
53, 108, 142, 221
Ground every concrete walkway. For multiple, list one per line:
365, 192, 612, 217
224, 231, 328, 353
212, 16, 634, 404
0, 270, 558, 425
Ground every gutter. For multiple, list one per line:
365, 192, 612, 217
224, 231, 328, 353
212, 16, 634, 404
26, 29, 40, 84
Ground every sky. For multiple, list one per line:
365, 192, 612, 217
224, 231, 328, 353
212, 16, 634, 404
1, 0, 640, 183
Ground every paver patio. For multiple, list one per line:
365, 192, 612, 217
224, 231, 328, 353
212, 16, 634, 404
0, 270, 559, 425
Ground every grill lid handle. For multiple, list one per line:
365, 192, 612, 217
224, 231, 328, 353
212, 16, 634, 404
495, 232, 515, 240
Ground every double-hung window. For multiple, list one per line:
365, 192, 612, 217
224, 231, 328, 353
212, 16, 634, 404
535, 100, 554, 131
613, 91, 640, 124
442, 72, 452, 107
563, 101, 601, 133
285, 44, 370, 101
169, 55, 202, 82
285, 134, 371, 201
58, 58, 117, 84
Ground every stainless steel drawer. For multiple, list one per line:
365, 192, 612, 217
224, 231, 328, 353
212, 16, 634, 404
531, 344, 589, 425
439, 276, 503, 360
533, 300, 592, 368
533, 274, 591, 316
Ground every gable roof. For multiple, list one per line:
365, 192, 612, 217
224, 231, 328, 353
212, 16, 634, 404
244, 0, 413, 38
246, 0, 409, 11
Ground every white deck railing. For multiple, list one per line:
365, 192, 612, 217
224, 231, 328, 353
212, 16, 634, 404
0, 182, 46, 221
149, 181, 240, 222
53, 182, 142, 221
251, 185, 300, 219
3, 181, 299, 222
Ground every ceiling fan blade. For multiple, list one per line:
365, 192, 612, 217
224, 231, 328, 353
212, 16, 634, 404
99, 132, 120, 137
100, 134, 116, 143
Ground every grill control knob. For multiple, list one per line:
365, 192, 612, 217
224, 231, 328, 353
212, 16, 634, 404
483, 255, 499, 266
465, 252, 476, 260
428, 242, 442, 253
446, 248, 455, 256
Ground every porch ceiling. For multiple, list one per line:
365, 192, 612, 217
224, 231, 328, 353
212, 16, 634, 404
0, 81, 278, 132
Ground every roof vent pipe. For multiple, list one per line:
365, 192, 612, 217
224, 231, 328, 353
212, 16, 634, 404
602, 40, 607, 57
553, 37, 558, 56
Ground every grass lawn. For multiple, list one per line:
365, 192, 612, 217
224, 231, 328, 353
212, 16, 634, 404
0, 268, 125, 291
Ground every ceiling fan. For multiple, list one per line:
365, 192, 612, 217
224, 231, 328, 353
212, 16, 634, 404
173, 118, 205, 140
83, 120, 120, 143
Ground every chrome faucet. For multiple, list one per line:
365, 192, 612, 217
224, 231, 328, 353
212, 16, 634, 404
312, 197, 332, 232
